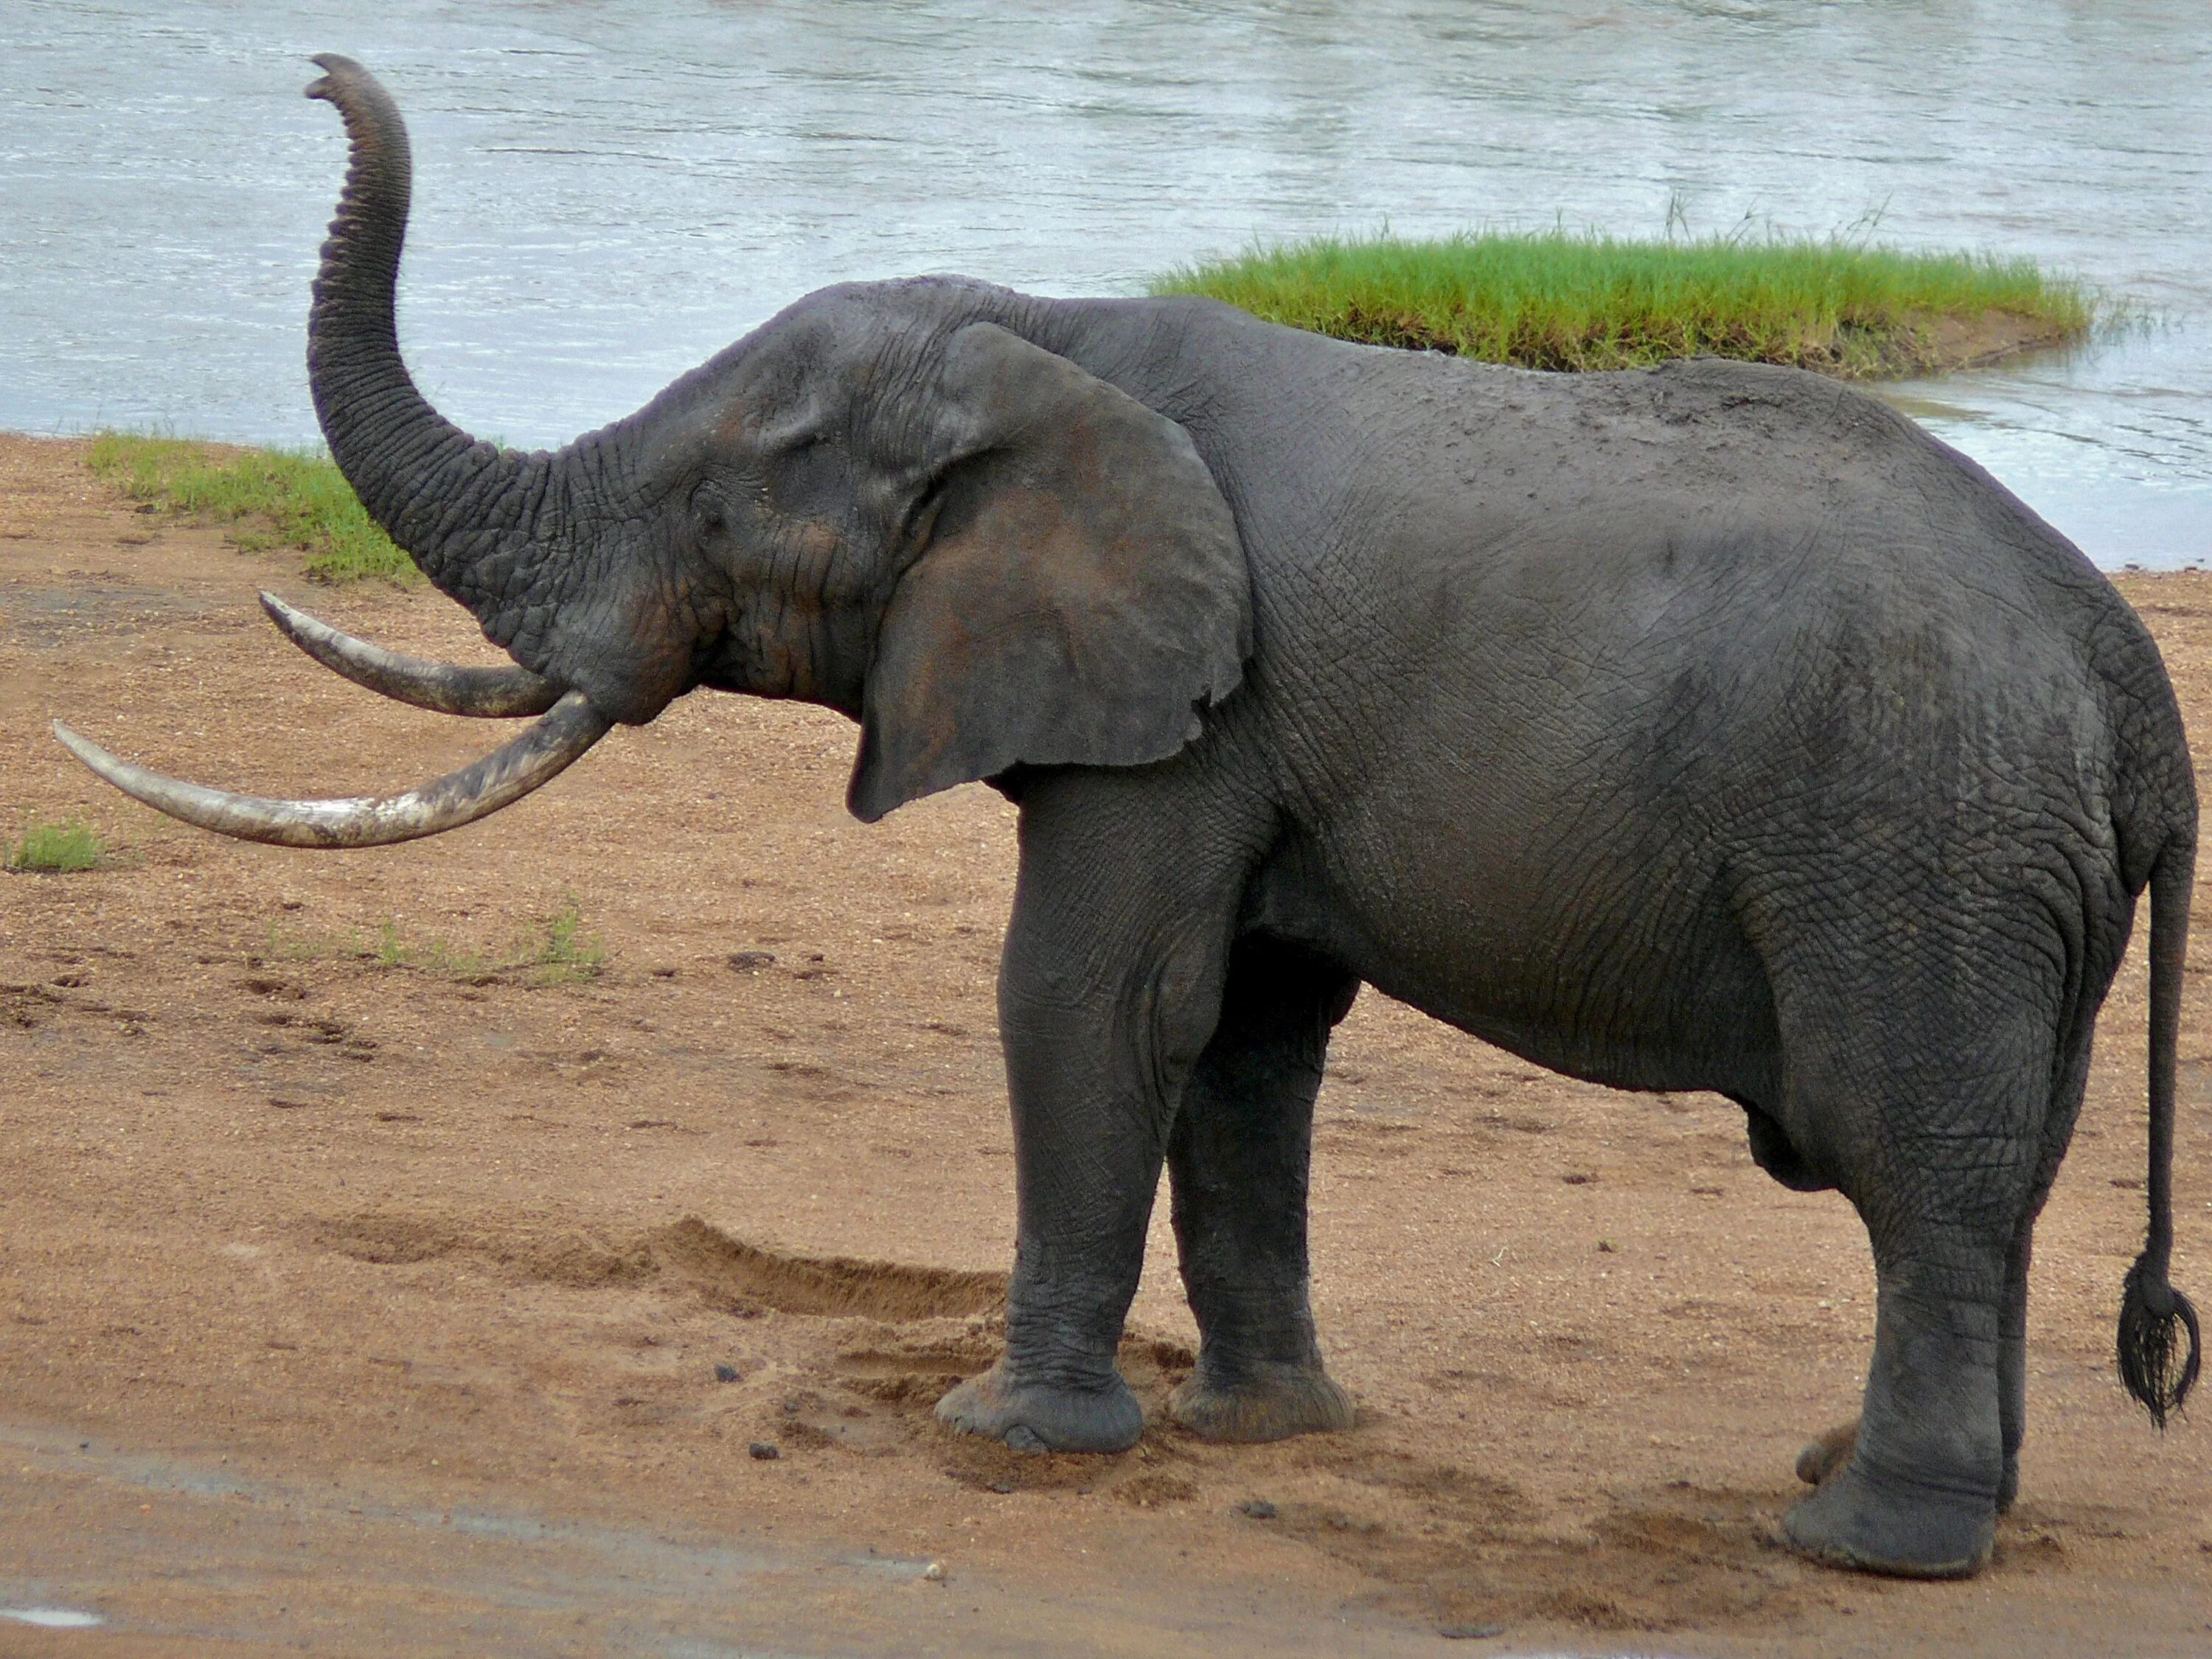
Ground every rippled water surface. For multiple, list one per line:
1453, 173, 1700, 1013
4, 1, 2208, 566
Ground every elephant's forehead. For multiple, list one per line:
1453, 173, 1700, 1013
698, 317, 906, 430
654, 276, 1024, 459
752, 277, 1020, 383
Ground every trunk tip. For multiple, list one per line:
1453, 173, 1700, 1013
305, 52, 369, 104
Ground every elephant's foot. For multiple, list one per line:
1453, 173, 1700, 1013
1781, 1458, 1995, 1579
1169, 1361, 1355, 1443
1795, 1419, 2017, 1514
935, 1358, 1143, 1453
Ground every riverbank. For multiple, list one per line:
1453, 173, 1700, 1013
1154, 232, 2094, 378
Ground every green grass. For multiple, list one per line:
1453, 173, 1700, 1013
272, 896, 604, 987
7, 818, 110, 874
86, 433, 413, 582
1152, 229, 2096, 378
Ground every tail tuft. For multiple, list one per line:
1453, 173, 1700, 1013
2118, 1256, 2202, 1427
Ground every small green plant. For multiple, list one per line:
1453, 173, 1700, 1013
86, 433, 413, 582
7, 818, 108, 874
274, 896, 604, 987
529, 897, 605, 985
1152, 226, 2098, 379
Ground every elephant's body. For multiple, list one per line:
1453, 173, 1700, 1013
78, 60, 2197, 1585
856, 287, 2192, 1573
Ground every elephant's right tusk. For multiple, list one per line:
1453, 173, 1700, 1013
53, 690, 612, 849
260, 591, 561, 717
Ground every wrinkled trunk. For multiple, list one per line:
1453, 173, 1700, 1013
304, 54, 568, 653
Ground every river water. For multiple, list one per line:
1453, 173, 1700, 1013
4, 1, 2208, 568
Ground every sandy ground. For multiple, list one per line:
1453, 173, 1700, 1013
1, 431, 2208, 1658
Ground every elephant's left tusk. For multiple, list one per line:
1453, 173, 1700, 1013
259, 591, 561, 717
53, 690, 612, 849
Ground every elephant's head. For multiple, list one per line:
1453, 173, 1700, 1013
59, 55, 1249, 843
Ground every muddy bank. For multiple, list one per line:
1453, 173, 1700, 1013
1, 434, 2208, 1655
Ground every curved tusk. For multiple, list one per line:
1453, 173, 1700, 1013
53, 692, 612, 849
260, 591, 560, 717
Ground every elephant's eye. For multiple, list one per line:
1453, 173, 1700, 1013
691, 484, 729, 538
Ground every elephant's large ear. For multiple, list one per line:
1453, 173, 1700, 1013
846, 322, 1251, 822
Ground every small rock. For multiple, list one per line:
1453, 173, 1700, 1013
782, 1399, 802, 1414
1237, 1499, 1278, 1520
728, 951, 776, 973
922, 1560, 947, 1582
1438, 1622, 1506, 1641
748, 1441, 780, 1461
713, 1363, 740, 1384
1596, 1239, 1615, 1253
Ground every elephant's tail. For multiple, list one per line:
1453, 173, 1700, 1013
2118, 835, 2202, 1426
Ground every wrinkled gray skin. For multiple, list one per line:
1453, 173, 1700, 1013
299, 59, 2199, 1578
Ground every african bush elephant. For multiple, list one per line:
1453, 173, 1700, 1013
61, 57, 2199, 1580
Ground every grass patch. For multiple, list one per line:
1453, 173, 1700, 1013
86, 433, 413, 582
271, 896, 605, 987
1152, 228, 2096, 378
7, 818, 110, 874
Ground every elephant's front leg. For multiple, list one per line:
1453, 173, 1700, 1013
934, 777, 1251, 1454
1166, 936, 1360, 1441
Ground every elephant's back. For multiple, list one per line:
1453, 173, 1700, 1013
1225, 349, 2182, 1086
1245, 349, 2157, 818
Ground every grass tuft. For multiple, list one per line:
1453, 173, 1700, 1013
276, 896, 604, 987
1152, 229, 2096, 378
7, 818, 110, 874
86, 434, 414, 582
530, 898, 605, 985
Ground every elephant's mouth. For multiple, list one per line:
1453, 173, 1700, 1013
53, 596, 613, 849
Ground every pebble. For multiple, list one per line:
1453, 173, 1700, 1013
748, 1441, 780, 1461
922, 1560, 947, 1582
1438, 1623, 1506, 1641
713, 1363, 740, 1383
1237, 1499, 1278, 1520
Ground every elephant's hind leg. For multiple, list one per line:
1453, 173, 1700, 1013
1775, 956, 2060, 1578
1794, 982, 2096, 1521
1166, 936, 1360, 1442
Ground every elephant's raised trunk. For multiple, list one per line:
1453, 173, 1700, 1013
304, 52, 563, 641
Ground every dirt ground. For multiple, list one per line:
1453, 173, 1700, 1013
1, 431, 2207, 1658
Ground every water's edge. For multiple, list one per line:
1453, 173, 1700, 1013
7, 1, 2208, 569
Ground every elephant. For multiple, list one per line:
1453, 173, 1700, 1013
60, 56, 2199, 1581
